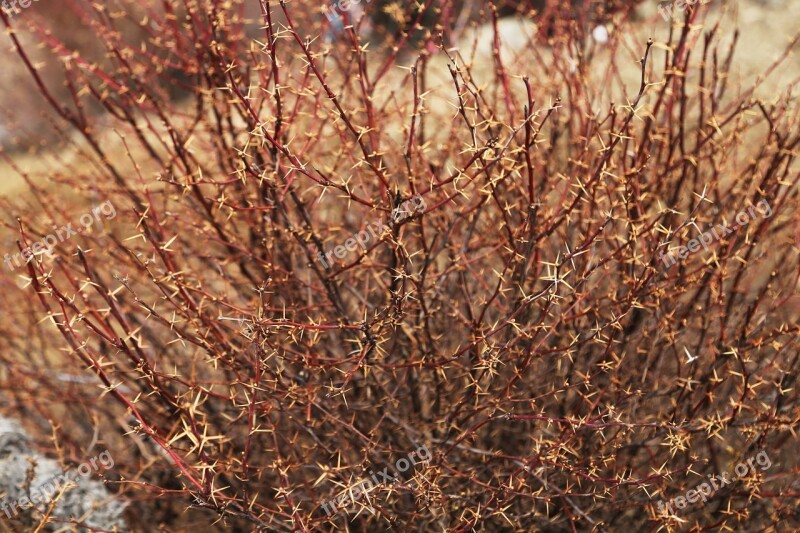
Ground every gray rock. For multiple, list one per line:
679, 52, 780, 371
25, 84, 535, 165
0, 416, 127, 531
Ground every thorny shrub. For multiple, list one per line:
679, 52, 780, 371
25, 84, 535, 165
0, 0, 799, 531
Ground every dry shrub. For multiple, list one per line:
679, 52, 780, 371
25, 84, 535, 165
0, 0, 799, 531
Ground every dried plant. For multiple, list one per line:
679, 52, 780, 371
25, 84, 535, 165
0, 0, 798, 531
